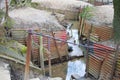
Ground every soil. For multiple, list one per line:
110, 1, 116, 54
9, 7, 65, 31
32, 0, 92, 11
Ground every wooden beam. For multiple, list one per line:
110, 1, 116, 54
43, 48, 52, 77
39, 36, 45, 75
24, 30, 32, 80
85, 24, 93, 77
51, 31, 61, 60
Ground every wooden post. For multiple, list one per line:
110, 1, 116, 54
51, 31, 61, 60
39, 36, 45, 75
48, 37, 52, 76
44, 47, 52, 77
110, 43, 120, 80
78, 6, 82, 34
24, 30, 32, 80
79, 6, 87, 37
85, 24, 93, 77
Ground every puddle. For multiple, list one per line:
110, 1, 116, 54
66, 59, 86, 80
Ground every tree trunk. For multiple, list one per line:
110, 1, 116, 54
110, 1, 120, 80
113, 0, 120, 43
5, 0, 8, 19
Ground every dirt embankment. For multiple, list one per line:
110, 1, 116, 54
9, 7, 65, 31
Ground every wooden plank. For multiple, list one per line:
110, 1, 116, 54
24, 31, 32, 80
39, 36, 45, 75
51, 31, 61, 60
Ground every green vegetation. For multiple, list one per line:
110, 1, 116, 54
0, 40, 27, 54
79, 6, 93, 20
0, 9, 5, 19
3, 16, 14, 29
10, 0, 32, 7
0, 9, 5, 24
31, 2, 39, 8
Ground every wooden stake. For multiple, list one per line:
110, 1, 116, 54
48, 37, 52, 76
85, 24, 93, 77
79, 6, 87, 36
24, 30, 32, 80
44, 48, 52, 77
39, 36, 45, 75
51, 31, 61, 60
78, 6, 83, 35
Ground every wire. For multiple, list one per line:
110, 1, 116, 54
28, 30, 115, 52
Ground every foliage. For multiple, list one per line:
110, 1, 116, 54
0, 9, 5, 24
3, 40, 27, 54
31, 2, 39, 8
3, 16, 14, 29
79, 6, 93, 20
0, 9, 5, 18
10, 0, 32, 7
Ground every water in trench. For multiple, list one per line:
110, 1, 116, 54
51, 21, 86, 80
66, 29, 86, 80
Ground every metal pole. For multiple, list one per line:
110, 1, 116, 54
24, 30, 32, 80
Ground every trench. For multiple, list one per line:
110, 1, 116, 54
49, 21, 86, 80
66, 24, 86, 80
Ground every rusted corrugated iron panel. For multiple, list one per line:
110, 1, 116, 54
82, 23, 113, 41
113, 77, 120, 80
11, 29, 68, 65
89, 43, 117, 80
88, 54, 103, 79
99, 53, 115, 80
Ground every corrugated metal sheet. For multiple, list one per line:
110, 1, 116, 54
81, 23, 113, 41
89, 54, 103, 79
99, 53, 115, 80
11, 29, 68, 64
88, 43, 116, 79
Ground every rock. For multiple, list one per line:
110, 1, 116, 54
68, 46, 73, 52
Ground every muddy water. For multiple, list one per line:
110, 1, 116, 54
50, 20, 86, 80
